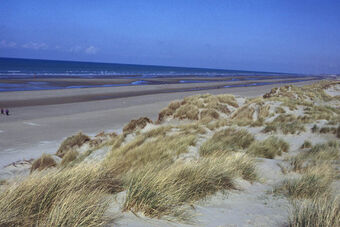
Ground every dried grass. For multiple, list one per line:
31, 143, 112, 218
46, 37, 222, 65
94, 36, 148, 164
0, 164, 122, 226
289, 195, 340, 227
275, 106, 286, 114
30, 154, 57, 173
200, 109, 219, 120
56, 132, 90, 158
247, 136, 289, 159
104, 132, 197, 174
123, 117, 152, 134
289, 141, 339, 172
300, 140, 312, 149
200, 128, 254, 156
60, 149, 79, 166
231, 105, 255, 122
123, 152, 256, 221
274, 164, 335, 199
262, 114, 305, 134
174, 104, 199, 121
319, 126, 337, 134
258, 104, 271, 119
216, 94, 239, 107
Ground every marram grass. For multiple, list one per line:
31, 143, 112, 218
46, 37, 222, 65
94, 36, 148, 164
0, 164, 122, 226
123, 152, 257, 222
200, 128, 254, 156
247, 136, 289, 159
289, 195, 340, 227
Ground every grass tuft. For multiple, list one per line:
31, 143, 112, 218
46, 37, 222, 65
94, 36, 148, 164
200, 109, 219, 120
38, 188, 112, 227
231, 105, 255, 123
123, 152, 256, 221
289, 141, 339, 172
275, 106, 286, 114
30, 154, 57, 173
104, 131, 197, 174
262, 124, 278, 133
311, 124, 319, 133
263, 114, 305, 134
274, 165, 335, 199
199, 128, 254, 156
306, 141, 340, 161
247, 136, 289, 159
123, 117, 152, 134
56, 132, 90, 158
174, 104, 200, 121
216, 94, 239, 107
300, 140, 312, 149
289, 195, 340, 227
0, 164, 122, 226
319, 127, 337, 134
258, 104, 271, 119
60, 149, 79, 166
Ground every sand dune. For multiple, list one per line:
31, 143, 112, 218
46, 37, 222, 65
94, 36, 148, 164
0, 79, 339, 227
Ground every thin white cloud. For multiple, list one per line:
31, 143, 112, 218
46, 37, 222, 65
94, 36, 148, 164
69, 45, 83, 53
0, 40, 98, 56
85, 46, 98, 55
0, 40, 17, 48
22, 42, 48, 50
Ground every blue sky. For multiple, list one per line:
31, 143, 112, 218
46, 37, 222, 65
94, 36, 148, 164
0, 0, 339, 74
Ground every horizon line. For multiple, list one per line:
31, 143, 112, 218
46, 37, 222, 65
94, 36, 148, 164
0, 56, 302, 75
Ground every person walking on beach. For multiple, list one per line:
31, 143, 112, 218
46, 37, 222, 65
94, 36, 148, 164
0, 108, 3, 115
5, 109, 9, 116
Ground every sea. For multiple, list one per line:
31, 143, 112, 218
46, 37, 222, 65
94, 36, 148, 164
0, 57, 320, 92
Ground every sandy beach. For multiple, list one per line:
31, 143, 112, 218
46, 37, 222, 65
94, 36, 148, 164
2, 2, 339, 226
0, 79, 339, 227
0, 78, 319, 167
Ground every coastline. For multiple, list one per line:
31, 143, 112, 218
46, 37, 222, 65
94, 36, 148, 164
0, 79, 339, 227
0, 79, 322, 167
0, 75, 320, 93
0, 76, 318, 107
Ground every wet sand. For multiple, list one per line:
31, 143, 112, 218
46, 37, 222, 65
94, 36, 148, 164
0, 77, 318, 107
0, 78, 320, 167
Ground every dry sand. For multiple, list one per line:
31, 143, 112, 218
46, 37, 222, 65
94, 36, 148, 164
0, 79, 319, 167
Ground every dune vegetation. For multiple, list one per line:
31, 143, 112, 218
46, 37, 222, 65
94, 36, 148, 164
0, 164, 122, 226
123, 152, 256, 222
56, 132, 90, 158
247, 136, 289, 159
274, 164, 335, 199
30, 153, 57, 173
289, 195, 340, 227
0, 80, 339, 226
199, 128, 254, 156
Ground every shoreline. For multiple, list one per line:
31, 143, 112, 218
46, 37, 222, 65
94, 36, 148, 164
1, 79, 339, 227
0, 75, 321, 93
0, 79, 323, 167
0, 77, 318, 107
